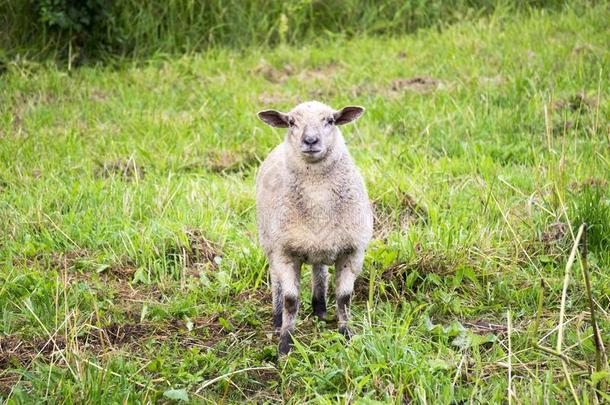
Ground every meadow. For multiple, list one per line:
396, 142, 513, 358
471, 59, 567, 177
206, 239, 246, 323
1, 3, 609, 404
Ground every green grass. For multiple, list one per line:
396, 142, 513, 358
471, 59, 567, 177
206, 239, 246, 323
1, 4, 610, 404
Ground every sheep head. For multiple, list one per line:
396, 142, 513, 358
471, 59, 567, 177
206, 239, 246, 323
258, 101, 364, 163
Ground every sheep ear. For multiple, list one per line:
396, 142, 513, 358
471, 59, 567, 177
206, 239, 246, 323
333, 106, 365, 125
258, 110, 290, 128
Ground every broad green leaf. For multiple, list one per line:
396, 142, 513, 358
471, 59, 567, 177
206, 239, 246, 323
163, 388, 189, 402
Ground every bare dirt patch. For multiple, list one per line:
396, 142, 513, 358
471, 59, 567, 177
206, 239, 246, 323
386, 249, 459, 279
165, 228, 222, 277
252, 62, 295, 84
540, 222, 569, 248
462, 320, 507, 335
0, 335, 54, 370
86, 322, 160, 348
183, 228, 221, 266
241, 368, 281, 401
569, 178, 608, 193
20, 248, 91, 271
89, 88, 109, 102
397, 193, 429, 224
552, 120, 575, 136
205, 150, 258, 173
372, 192, 428, 240
553, 92, 596, 112
95, 157, 145, 180
353, 277, 371, 300
104, 258, 138, 280
0, 313, 259, 370
297, 63, 342, 82
20, 251, 165, 308
522, 221, 570, 265
306, 87, 336, 100
356, 248, 464, 301
100, 277, 164, 305
333, 83, 378, 99
0, 313, 268, 396
234, 288, 271, 304
0, 322, 165, 369
252, 61, 341, 85
391, 77, 442, 93
0, 372, 19, 397
572, 44, 594, 54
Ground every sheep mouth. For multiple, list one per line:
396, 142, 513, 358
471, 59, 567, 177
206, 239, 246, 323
302, 149, 322, 155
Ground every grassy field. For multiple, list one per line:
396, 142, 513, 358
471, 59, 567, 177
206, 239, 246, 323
1, 3, 610, 404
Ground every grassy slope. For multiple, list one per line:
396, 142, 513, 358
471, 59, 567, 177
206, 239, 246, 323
1, 4, 609, 404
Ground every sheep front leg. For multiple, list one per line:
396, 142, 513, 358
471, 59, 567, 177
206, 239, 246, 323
271, 272, 283, 335
335, 250, 364, 340
311, 265, 329, 321
272, 255, 302, 355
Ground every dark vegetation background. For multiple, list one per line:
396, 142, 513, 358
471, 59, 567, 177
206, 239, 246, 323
2, 0, 567, 63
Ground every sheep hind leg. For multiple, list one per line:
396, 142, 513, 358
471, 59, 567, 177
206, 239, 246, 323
311, 264, 329, 321
335, 250, 364, 341
274, 256, 302, 355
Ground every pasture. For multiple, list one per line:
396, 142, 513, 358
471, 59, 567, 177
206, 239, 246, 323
1, 3, 609, 403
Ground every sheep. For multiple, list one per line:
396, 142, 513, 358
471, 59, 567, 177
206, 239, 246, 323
256, 101, 373, 355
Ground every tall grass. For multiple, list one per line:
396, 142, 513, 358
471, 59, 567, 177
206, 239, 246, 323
2, 0, 568, 61
570, 186, 610, 256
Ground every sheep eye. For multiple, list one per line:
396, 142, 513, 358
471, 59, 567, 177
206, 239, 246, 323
326, 117, 335, 126
288, 118, 296, 127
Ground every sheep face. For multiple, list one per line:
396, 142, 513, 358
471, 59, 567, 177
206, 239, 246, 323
258, 101, 364, 163
286, 104, 337, 163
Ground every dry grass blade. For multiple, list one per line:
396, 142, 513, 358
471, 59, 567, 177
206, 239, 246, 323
21, 300, 78, 381
492, 193, 544, 279
562, 360, 582, 405
507, 309, 513, 405
579, 223, 609, 397
195, 366, 276, 394
529, 278, 545, 345
556, 224, 586, 405
532, 343, 589, 371
557, 224, 585, 353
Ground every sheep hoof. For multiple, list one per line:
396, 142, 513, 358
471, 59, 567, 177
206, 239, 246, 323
338, 326, 353, 341
278, 333, 292, 355
314, 311, 327, 322
312, 296, 327, 321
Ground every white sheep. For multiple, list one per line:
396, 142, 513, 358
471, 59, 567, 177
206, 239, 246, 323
256, 101, 373, 354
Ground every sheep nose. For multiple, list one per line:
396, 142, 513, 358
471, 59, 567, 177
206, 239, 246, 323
303, 135, 319, 145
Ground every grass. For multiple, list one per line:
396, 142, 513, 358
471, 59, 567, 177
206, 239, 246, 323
1, 0, 564, 61
1, 3, 610, 404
